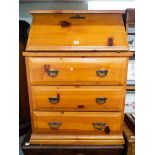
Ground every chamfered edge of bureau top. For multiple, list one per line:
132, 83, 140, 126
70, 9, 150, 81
25, 46, 130, 52
30, 10, 126, 14
23, 51, 133, 57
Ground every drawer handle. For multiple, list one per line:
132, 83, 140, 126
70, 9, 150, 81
48, 94, 60, 104
92, 122, 106, 131
44, 64, 58, 77
96, 70, 108, 78
48, 122, 62, 129
96, 97, 107, 104
47, 69, 58, 77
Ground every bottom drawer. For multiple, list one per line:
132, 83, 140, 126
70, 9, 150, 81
33, 112, 122, 135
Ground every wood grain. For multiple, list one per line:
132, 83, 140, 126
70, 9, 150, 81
123, 123, 135, 155
126, 85, 135, 91
30, 10, 126, 14
26, 46, 129, 52
33, 111, 122, 134
32, 86, 124, 111
26, 13, 128, 51
30, 133, 125, 145
28, 57, 128, 85
23, 51, 133, 57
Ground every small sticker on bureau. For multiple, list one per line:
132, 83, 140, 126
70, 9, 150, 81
74, 41, 80, 45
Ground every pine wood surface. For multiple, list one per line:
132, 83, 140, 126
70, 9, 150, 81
26, 13, 128, 51
21, 130, 125, 154
27, 57, 128, 85
23, 51, 133, 57
30, 132, 125, 145
23, 10, 131, 145
33, 111, 122, 134
123, 122, 135, 155
32, 86, 124, 111
30, 10, 126, 14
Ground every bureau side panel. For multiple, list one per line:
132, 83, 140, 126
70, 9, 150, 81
120, 57, 129, 132
25, 57, 35, 132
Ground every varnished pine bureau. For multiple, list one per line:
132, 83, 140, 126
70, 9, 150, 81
23, 10, 132, 145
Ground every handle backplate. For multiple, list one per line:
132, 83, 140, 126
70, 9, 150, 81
92, 122, 106, 131
47, 69, 58, 77
48, 122, 62, 130
48, 94, 60, 104
96, 97, 107, 105
96, 70, 108, 78
44, 64, 58, 77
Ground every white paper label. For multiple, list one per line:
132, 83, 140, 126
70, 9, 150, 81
74, 41, 80, 45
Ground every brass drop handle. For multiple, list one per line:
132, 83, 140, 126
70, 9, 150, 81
47, 69, 58, 77
92, 122, 106, 131
96, 97, 107, 104
96, 70, 108, 78
44, 64, 58, 77
48, 94, 60, 104
48, 122, 62, 130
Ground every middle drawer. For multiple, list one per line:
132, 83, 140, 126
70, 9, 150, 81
32, 86, 124, 111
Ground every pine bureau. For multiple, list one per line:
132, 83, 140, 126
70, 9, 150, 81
23, 10, 132, 145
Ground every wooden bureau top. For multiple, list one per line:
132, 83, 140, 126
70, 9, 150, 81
23, 51, 132, 57
26, 10, 129, 52
30, 10, 126, 14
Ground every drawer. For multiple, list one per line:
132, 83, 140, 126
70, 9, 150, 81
28, 57, 128, 85
33, 112, 122, 134
32, 86, 125, 111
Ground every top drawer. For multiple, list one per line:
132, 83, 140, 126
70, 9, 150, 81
27, 57, 128, 85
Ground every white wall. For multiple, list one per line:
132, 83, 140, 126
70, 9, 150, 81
88, 0, 135, 10
20, 1, 135, 24
19, 2, 88, 24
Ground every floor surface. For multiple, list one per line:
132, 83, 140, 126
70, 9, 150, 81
19, 135, 25, 155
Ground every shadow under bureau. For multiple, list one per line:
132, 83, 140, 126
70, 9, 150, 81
23, 10, 132, 145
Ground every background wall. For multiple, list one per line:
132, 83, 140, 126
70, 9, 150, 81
19, 0, 134, 24
19, 2, 88, 24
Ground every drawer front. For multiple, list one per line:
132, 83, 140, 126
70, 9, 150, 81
32, 86, 124, 111
28, 57, 127, 85
33, 112, 122, 134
